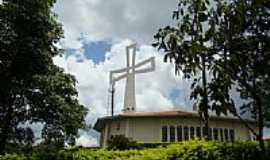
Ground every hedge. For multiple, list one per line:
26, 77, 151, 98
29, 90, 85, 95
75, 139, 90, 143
0, 140, 268, 160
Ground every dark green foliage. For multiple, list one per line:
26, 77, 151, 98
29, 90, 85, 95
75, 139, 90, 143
0, 0, 87, 153
107, 135, 141, 150
139, 142, 168, 148
206, 0, 270, 153
0, 140, 268, 160
153, 0, 221, 139
153, 0, 270, 153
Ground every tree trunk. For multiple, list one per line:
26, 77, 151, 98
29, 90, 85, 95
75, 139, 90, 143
202, 55, 210, 140
256, 96, 265, 157
0, 104, 13, 154
0, 126, 9, 154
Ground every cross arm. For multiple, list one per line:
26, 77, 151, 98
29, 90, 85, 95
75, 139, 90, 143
134, 57, 155, 74
110, 68, 127, 74
135, 67, 155, 74
110, 68, 128, 84
110, 73, 128, 84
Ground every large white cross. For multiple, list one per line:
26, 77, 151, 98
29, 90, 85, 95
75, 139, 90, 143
109, 44, 155, 112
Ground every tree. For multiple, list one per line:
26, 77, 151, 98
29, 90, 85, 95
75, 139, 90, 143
154, 0, 270, 155
0, 0, 87, 153
153, 0, 219, 139
209, 0, 270, 154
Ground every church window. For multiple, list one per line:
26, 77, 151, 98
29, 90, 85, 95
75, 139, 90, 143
196, 127, 201, 138
203, 127, 207, 138
170, 126, 175, 142
213, 128, 218, 140
229, 129, 235, 142
224, 129, 229, 141
184, 126, 189, 140
190, 127, 195, 139
220, 128, 224, 141
116, 122, 120, 131
162, 126, 168, 142
177, 126, 182, 141
209, 128, 213, 140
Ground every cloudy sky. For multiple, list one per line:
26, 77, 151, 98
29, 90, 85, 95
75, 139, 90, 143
52, 0, 194, 146
51, 0, 269, 146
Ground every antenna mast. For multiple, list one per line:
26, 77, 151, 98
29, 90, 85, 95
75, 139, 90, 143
110, 83, 115, 116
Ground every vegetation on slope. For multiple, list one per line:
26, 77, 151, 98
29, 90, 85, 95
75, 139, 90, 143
0, 140, 269, 160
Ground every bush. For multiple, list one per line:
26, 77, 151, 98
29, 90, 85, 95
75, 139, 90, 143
139, 142, 168, 148
107, 135, 141, 150
0, 154, 27, 160
0, 140, 269, 160
74, 140, 269, 160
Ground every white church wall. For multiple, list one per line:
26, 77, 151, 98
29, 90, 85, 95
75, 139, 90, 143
129, 118, 161, 143
209, 119, 248, 141
101, 117, 258, 146
109, 120, 127, 136
128, 117, 256, 143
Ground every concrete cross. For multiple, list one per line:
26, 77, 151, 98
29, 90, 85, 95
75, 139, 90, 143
110, 44, 155, 112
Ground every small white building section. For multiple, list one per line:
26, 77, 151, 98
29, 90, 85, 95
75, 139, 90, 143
94, 110, 258, 147
109, 44, 155, 112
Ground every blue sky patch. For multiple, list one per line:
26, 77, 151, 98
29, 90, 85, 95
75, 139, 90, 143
63, 48, 84, 62
83, 41, 112, 63
170, 89, 184, 106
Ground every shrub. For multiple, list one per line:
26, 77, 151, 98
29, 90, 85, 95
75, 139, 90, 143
0, 154, 27, 160
107, 135, 141, 150
0, 140, 269, 160
139, 142, 168, 148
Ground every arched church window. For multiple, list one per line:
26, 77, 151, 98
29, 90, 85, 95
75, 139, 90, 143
229, 129, 235, 142
184, 126, 189, 140
190, 127, 195, 139
224, 129, 229, 141
170, 126, 175, 142
116, 122, 120, 131
203, 127, 207, 138
177, 126, 182, 141
220, 128, 224, 141
209, 128, 213, 140
196, 127, 201, 138
213, 128, 218, 140
162, 126, 168, 142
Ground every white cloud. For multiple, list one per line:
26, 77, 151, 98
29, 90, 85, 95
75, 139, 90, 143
76, 131, 99, 147
53, 0, 177, 49
52, 0, 192, 146
53, 40, 191, 125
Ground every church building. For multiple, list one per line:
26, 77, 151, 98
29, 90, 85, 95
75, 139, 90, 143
93, 44, 258, 147
94, 110, 257, 147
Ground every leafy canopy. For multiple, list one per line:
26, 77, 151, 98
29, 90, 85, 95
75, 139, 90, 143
153, 0, 270, 154
0, 0, 87, 152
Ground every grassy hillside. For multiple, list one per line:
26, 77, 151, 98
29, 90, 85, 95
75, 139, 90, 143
0, 140, 268, 160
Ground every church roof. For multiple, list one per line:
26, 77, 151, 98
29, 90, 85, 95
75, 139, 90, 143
120, 110, 196, 117
93, 110, 255, 132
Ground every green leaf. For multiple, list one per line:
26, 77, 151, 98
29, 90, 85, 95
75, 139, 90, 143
198, 12, 208, 22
